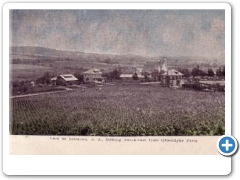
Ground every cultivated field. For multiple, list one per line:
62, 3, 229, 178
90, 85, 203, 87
10, 64, 52, 70
10, 62, 116, 81
9, 84, 225, 136
10, 64, 52, 81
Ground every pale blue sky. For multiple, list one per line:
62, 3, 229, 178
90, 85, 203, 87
10, 10, 225, 58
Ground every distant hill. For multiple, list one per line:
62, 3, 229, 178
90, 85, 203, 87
10, 46, 61, 58
10, 46, 151, 65
10, 46, 224, 67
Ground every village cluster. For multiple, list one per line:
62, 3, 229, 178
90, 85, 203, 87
49, 64, 184, 87
46, 58, 225, 92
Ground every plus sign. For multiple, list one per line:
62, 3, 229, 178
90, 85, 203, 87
222, 139, 233, 151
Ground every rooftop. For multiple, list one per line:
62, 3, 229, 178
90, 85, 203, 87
84, 68, 102, 74
120, 74, 144, 78
51, 77, 57, 81
120, 74, 133, 78
199, 80, 225, 86
59, 74, 78, 81
162, 69, 183, 76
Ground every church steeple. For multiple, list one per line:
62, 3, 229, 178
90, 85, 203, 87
161, 56, 168, 72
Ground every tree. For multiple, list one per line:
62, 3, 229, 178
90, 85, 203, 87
73, 72, 84, 83
198, 69, 207, 76
191, 67, 199, 77
157, 70, 165, 81
132, 73, 139, 80
142, 72, 150, 82
216, 68, 221, 77
109, 69, 121, 80
217, 66, 225, 77
208, 69, 215, 77
222, 66, 225, 77
216, 66, 225, 77
178, 68, 191, 78
36, 72, 52, 85
102, 69, 121, 80
191, 66, 206, 77
43, 72, 51, 84
102, 72, 109, 78
151, 69, 159, 81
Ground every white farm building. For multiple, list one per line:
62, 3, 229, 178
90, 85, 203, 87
83, 68, 105, 83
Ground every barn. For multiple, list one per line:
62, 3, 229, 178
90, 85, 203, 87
120, 74, 134, 81
56, 74, 78, 86
120, 73, 145, 81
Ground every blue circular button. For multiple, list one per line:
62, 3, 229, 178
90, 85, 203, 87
217, 135, 238, 156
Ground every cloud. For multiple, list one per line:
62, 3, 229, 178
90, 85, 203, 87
10, 10, 225, 58
184, 18, 225, 58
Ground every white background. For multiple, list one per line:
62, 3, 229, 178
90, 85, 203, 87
1, 0, 239, 179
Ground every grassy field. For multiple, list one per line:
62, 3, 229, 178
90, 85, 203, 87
10, 62, 118, 81
10, 64, 52, 81
9, 84, 225, 136
10, 64, 52, 70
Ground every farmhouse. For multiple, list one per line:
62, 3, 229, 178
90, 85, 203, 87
83, 68, 104, 83
161, 69, 184, 86
56, 74, 78, 86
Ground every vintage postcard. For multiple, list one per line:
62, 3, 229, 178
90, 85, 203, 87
3, 2, 231, 175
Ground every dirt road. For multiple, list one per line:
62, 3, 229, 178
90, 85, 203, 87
10, 88, 72, 99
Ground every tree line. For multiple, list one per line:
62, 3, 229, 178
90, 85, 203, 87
183, 65, 225, 78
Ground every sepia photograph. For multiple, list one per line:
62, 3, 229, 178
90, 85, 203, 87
9, 9, 225, 137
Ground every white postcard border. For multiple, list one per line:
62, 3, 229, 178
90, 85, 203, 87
3, 2, 231, 175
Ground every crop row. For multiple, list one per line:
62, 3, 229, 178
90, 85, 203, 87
9, 84, 225, 136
